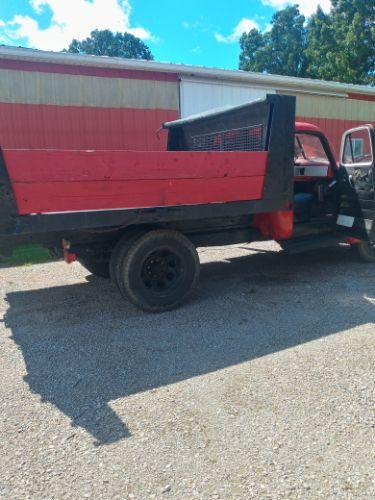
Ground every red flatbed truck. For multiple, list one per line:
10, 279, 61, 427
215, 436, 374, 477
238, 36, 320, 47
0, 95, 374, 311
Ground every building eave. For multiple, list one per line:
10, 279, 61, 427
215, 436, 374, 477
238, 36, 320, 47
0, 45, 374, 97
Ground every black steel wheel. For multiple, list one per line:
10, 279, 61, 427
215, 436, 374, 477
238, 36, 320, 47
79, 257, 110, 278
116, 230, 200, 312
352, 241, 375, 263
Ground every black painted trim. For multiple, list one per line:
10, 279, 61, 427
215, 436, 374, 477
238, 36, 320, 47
12, 197, 285, 235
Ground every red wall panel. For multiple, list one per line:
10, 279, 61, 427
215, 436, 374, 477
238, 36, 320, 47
0, 103, 177, 151
296, 116, 371, 160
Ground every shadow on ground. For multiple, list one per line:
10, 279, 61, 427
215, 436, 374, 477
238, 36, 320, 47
2, 245, 374, 445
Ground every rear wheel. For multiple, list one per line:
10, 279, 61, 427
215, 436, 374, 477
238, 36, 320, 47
79, 256, 110, 278
116, 230, 200, 312
351, 241, 375, 263
109, 228, 148, 289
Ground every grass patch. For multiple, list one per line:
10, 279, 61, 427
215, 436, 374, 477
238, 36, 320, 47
0, 244, 55, 266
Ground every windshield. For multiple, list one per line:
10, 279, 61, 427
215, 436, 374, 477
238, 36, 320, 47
295, 133, 329, 165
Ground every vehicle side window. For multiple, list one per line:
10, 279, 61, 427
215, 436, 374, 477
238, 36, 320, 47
342, 128, 373, 166
295, 134, 329, 165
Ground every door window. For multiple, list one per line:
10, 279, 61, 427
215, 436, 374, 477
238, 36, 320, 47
342, 128, 373, 166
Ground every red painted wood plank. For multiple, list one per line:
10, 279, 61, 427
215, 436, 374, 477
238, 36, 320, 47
0, 103, 177, 150
12, 176, 265, 214
4, 150, 268, 183
0, 58, 178, 82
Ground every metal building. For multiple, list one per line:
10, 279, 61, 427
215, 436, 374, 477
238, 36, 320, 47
0, 46, 374, 158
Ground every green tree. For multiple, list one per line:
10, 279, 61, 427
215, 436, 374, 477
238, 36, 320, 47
66, 29, 153, 60
239, 1, 374, 85
239, 29, 265, 72
306, 0, 374, 84
239, 5, 307, 77
332, 0, 374, 84
304, 6, 339, 81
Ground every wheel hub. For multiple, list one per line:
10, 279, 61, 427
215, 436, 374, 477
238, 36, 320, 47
142, 249, 182, 291
145, 257, 168, 280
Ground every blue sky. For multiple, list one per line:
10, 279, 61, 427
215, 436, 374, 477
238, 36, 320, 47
0, 1, 331, 70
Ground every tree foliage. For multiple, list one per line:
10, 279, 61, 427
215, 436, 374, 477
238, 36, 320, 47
239, 1, 375, 85
66, 29, 153, 60
240, 6, 307, 77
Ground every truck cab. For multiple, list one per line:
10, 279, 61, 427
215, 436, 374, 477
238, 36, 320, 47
292, 122, 337, 229
287, 122, 375, 259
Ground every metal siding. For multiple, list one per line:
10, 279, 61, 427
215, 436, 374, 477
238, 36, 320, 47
0, 103, 177, 150
1, 47, 375, 99
0, 68, 179, 110
296, 116, 371, 159
278, 91, 375, 122
347, 92, 375, 102
180, 78, 275, 117
0, 63, 179, 150
278, 91, 375, 159
0, 57, 178, 82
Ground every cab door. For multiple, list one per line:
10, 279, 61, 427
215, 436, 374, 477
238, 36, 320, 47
336, 125, 375, 242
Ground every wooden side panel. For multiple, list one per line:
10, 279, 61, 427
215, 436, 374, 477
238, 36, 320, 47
4, 150, 268, 182
3, 150, 268, 215
12, 177, 265, 214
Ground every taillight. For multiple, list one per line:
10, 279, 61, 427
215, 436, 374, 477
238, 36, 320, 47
62, 239, 77, 264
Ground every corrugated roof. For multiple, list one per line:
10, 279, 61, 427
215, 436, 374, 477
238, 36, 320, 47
0, 45, 374, 97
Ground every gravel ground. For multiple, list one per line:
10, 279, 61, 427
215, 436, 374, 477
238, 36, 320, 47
0, 241, 374, 499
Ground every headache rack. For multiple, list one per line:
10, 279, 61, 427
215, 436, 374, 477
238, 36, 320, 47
163, 93, 296, 212
163, 95, 281, 153
190, 124, 263, 152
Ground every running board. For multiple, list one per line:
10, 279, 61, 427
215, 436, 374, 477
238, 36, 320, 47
281, 234, 345, 254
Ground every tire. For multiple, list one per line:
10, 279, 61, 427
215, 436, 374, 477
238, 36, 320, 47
116, 230, 200, 312
109, 228, 148, 290
79, 257, 110, 278
351, 241, 375, 263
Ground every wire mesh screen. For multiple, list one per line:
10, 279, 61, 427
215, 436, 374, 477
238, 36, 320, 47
190, 124, 264, 152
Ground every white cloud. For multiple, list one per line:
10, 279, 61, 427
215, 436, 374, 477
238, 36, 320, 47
3, 0, 153, 51
0, 18, 13, 44
215, 18, 260, 43
262, 0, 332, 17
264, 23, 272, 32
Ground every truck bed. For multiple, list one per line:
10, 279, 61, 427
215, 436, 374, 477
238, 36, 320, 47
0, 94, 295, 246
